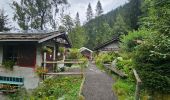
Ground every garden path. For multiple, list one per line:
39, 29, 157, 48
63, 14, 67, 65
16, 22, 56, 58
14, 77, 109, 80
82, 62, 117, 100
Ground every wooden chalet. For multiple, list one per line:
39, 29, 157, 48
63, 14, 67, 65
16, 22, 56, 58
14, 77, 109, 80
94, 36, 119, 52
0, 31, 71, 71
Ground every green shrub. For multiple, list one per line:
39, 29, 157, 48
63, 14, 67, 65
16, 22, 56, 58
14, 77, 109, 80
134, 33, 170, 93
2, 60, 15, 70
116, 57, 134, 76
95, 52, 118, 70
66, 48, 82, 59
31, 76, 82, 100
58, 47, 65, 54
120, 29, 150, 52
42, 46, 52, 53
8, 88, 29, 100
65, 48, 88, 67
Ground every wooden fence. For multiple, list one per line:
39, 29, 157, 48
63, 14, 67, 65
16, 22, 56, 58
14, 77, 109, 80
103, 64, 127, 78
133, 69, 142, 100
43, 60, 85, 79
103, 64, 142, 100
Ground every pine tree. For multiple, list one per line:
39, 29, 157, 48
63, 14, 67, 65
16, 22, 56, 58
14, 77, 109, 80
95, 0, 103, 16
69, 26, 87, 48
61, 14, 74, 33
75, 12, 80, 26
12, 0, 67, 30
112, 14, 129, 35
0, 9, 10, 31
128, 0, 141, 30
86, 3, 93, 22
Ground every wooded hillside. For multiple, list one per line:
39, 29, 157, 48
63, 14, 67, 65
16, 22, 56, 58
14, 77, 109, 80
84, 0, 142, 49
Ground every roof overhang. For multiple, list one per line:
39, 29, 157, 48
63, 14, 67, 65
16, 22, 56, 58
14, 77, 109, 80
0, 31, 72, 48
94, 38, 119, 51
0, 40, 38, 42
38, 33, 63, 43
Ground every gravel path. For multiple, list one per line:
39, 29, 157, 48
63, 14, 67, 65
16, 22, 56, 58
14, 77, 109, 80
82, 62, 117, 100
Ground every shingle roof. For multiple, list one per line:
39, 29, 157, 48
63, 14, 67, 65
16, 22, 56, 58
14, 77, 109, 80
0, 32, 56, 41
0, 31, 72, 47
94, 36, 119, 51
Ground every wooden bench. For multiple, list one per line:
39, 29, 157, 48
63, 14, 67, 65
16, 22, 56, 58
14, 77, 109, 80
0, 76, 24, 92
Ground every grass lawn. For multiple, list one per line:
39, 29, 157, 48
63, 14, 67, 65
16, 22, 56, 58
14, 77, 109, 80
112, 78, 135, 100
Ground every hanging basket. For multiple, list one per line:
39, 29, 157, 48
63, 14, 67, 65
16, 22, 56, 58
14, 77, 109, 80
42, 46, 52, 53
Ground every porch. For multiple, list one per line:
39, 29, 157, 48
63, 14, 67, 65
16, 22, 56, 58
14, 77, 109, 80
0, 31, 72, 89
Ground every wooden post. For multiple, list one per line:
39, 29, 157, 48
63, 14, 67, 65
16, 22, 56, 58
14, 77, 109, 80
90, 52, 93, 61
80, 64, 83, 78
53, 44, 56, 72
53, 45, 56, 61
43, 52, 46, 69
133, 69, 142, 100
63, 47, 66, 61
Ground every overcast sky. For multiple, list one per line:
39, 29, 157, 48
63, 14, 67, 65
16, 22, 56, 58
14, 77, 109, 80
0, 0, 128, 29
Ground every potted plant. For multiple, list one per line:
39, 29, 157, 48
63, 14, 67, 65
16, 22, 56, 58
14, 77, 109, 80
2, 60, 15, 71
42, 46, 52, 53
35, 66, 48, 79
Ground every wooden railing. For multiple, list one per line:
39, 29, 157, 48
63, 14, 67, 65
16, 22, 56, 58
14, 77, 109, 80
133, 69, 142, 100
103, 64, 127, 78
44, 61, 84, 64
103, 63, 142, 100
43, 60, 86, 79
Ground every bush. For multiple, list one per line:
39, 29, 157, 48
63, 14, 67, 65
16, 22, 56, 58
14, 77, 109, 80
7, 88, 29, 100
35, 67, 48, 77
42, 46, 52, 53
134, 33, 170, 93
2, 60, 15, 70
66, 48, 82, 59
65, 49, 80, 67
116, 57, 133, 76
31, 76, 82, 100
65, 48, 88, 68
58, 47, 64, 54
120, 29, 150, 52
95, 52, 118, 70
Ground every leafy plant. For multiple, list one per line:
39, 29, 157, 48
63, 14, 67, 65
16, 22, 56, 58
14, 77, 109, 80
42, 46, 52, 53
35, 67, 48, 78
134, 34, 170, 93
116, 57, 134, 76
65, 49, 82, 67
120, 29, 150, 52
58, 47, 65, 54
95, 52, 118, 70
31, 76, 82, 100
2, 60, 15, 70
7, 88, 29, 100
66, 48, 82, 59
113, 78, 135, 100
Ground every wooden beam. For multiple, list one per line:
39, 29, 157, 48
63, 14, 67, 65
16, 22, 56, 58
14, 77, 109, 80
133, 69, 142, 83
45, 72, 83, 76
43, 52, 47, 69
103, 64, 127, 78
133, 69, 142, 100
44, 61, 84, 64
